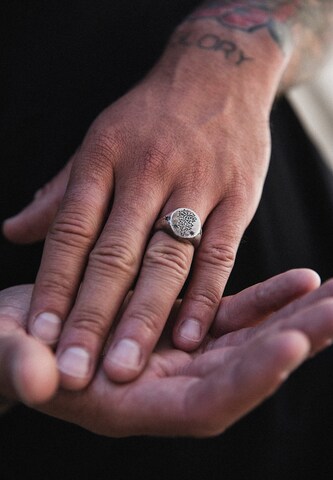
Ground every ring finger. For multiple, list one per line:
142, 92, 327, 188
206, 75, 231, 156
103, 200, 209, 383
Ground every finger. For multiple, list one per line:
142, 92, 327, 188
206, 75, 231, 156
268, 278, 333, 324
173, 197, 248, 350
2, 160, 72, 244
210, 292, 333, 352
264, 298, 333, 355
217, 278, 333, 346
102, 191, 212, 383
211, 269, 321, 336
55, 182, 165, 389
103, 230, 194, 383
185, 331, 310, 437
27, 140, 115, 346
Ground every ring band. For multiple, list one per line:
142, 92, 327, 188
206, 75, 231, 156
154, 208, 202, 248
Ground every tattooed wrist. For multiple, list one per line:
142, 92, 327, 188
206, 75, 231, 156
177, 1, 333, 86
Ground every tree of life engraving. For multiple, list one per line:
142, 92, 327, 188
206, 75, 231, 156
170, 209, 201, 238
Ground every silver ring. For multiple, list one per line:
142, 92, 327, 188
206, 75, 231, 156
154, 208, 202, 248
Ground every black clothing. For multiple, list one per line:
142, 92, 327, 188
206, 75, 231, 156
1, 2, 333, 479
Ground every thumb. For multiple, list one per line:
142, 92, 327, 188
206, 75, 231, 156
2, 160, 72, 244
0, 333, 59, 406
0, 285, 59, 405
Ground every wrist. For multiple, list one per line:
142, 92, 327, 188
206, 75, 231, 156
151, 18, 290, 117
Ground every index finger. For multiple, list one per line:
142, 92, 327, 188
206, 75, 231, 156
28, 142, 114, 345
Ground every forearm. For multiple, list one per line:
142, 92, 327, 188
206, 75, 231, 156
155, 1, 333, 109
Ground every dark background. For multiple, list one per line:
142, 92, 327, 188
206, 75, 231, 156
1, 2, 333, 478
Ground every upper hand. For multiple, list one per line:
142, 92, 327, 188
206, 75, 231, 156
3, 20, 284, 389
3, 69, 271, 389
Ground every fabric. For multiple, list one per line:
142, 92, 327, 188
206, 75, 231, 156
1, 2, 333, 479
288, 55, 333, 168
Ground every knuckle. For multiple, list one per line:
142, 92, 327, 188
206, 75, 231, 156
89, 241, 138, 277
80, 129, 122, 183
144, 241, 190, 281
233, 183, 250, 205
128, 305, 163, 337
138, 139, 174, 179
225, 173, 259, 212
49, 209, 95, 250
197, 243, 236, 273
187, 285, 222, 311
87, 130, 121, 163
144, 143, 168, 167
37, 273, 74, 302
70, 309, 108, 338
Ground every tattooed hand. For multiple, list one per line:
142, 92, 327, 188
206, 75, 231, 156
3, 0, 333, 390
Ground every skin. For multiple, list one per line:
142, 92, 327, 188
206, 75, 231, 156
2, 269, 333, 437
3, 1, 333, 390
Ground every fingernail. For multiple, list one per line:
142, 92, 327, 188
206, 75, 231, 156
31, 312, 62, 344
179, 319, 201, 342
106, 339, 141, 371
57, 347, 90, 378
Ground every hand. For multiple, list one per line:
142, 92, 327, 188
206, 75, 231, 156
3, 20, 286, 390
1, 269, 333, 438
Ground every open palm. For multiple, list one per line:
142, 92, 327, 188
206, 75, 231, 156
1, 269, 333, 438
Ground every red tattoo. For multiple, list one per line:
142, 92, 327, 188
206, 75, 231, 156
191, 1, 301, 44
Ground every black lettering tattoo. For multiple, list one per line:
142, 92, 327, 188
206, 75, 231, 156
173, 30, 252, 66
236, 49, 254, 65
197, 34, 223, 50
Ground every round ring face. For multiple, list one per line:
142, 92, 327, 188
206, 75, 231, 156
168, 208, 201, 239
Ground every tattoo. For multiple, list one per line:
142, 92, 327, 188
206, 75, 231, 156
176, 0, 333, 85
189, 1, 300, 48
188, 1, 333, 49
173, 30, 253, 66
